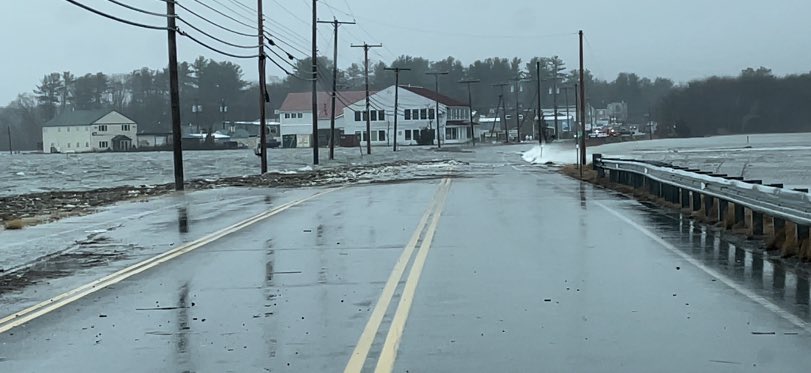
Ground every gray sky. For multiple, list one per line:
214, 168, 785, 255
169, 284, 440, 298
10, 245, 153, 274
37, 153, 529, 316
2, 0, 811, 104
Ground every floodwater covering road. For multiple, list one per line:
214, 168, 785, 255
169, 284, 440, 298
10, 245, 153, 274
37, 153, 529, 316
0, 145, 810, 372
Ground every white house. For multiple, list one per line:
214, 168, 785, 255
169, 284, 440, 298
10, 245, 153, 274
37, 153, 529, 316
277, 91, 368, 147
342, 85, 474, 146
42, 110, 138, 153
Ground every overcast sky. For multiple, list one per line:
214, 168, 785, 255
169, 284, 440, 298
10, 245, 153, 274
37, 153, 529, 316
2, 0, 810, 104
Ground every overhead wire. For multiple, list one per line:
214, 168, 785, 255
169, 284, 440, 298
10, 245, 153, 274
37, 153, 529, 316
65, 0, 169, 30
178, 17, 260, 49
188, 0, 255, 30
106, 0, 170, 17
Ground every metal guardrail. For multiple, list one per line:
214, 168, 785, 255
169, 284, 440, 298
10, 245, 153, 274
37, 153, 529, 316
593, 155, 811, 227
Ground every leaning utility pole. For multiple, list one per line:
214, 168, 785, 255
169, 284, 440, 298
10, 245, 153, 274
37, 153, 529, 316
459, 79, 480, 146
385, 67, 410, 151
318, 18, 355, 160
351, 43, 382, 155
536, 61, 544, 144
166, 0, 184, 191
426, 71, 448, 148
578, 30, 587, 170
311, 0, 319, 165
492, 83, 510, 142
258, 0, 268, 173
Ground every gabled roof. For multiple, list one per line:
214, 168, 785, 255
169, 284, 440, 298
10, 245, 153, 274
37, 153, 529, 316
279, 91, 370, 119
400, 86, 468, 107
43, 109, 112, 127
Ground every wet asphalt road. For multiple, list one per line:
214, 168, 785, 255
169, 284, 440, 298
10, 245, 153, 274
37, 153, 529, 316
2, 147, 811, 372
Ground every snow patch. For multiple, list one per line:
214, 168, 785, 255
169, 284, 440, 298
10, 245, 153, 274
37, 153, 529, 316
522, 143, 582, 165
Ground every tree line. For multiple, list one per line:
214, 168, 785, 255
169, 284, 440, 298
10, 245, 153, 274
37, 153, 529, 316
1, 54, 807, 151
656, 67, 811, 137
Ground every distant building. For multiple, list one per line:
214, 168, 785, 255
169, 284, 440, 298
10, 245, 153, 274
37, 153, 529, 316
42, 109, 137, 153
606, 102, 629, 122
343, 85, 474, 146
277, 90, 369, 139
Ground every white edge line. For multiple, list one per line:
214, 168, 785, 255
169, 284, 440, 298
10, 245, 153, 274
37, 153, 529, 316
595, 201, 811, 333
0, 187, 342, 333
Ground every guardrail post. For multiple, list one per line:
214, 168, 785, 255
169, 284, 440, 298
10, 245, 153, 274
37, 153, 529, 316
691, 191, 702, 212
680, 188, 690, 209
799, 225, 810, 258
718, 199, 729, 225
734, 203, 745, 227
704, 195, 715, 221
748, 209, 764, 237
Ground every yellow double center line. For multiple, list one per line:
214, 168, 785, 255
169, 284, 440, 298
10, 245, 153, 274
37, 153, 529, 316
344, 178, 452, 373
0, 187, 342, 335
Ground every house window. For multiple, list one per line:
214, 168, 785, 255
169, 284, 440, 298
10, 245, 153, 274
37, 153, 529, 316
404, 110, 411, 120
98, 125, 108, 132
297, 113, 303, 118
370, 111, 378, 121
354, 111, 361, 121
378, 110, 385, 121
76, 142, 80, 148
371, 131, 379, 141
429, 109, 435, 120
420, 109, 427, 120
405, 130, 412, 140
362, 112, 368, 121
378, 130, 385, 141
85, 142, 89, 147
285, 113, 290, 119
122, 124, 130, 131
446, 127, 458, 140
99, 141, 109, 148
362, 131, 369, 141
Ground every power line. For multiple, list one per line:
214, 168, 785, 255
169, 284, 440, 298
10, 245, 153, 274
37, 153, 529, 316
65, 0, 169, 30
106, 0, 170, 17
179, 30, 260, 59
188, 0, 255, 30
178, 17, 260, 49
161, 0, 258, 37
207, 0, 256, 22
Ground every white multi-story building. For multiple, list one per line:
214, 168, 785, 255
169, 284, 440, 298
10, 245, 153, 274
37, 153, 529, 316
277, 91, 368, 147
343, 85, 474, 146
42, 110, 137, 153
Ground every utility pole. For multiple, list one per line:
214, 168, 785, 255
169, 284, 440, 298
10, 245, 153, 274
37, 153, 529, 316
426, 71, 448, 148
385, 67, 410, 151
578, 30, 587, 171
258, 0, 268, 173
550, 57, 565, 141
6, 125, 11, 155
536, 61, 544, 144
219, 99, 228, 131
351, 43, 382, 155
318, 18, 355, 160
192, 100, 201, 134
511, 77, 523, 142
166, 0, 184, 191
459, 79, 480, 146
311, 0, 319, 165
562, 86, 571, 136
492, 83, 509, 142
